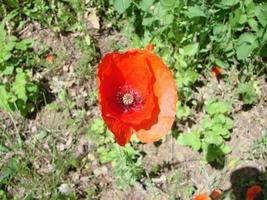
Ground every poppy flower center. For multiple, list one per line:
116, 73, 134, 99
116, 85, 144, 112
122, 93, 134, 105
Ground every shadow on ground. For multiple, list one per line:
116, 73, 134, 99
226, 166, 267, 200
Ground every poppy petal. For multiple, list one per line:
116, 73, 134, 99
246, 185, 262, 200
193, 194, 211, 200
98, 51, 158, 125
135, 52, 178, 143
103, 115, 132, 146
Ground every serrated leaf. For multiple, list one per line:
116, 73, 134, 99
224, 117, 234, 130
235, 33, 259, 60
26, 83, 38, 102
1, 66, 14, 75
11, 69, 28, 102
248, 18, 259, 32
185, 6, 206, 18
113, 0, 132, 14
176, 69, 198, 87
238, 82, 258, 105
204, 131, 223, 145
205, 100, 230, 115
0, 84, 12, 111
139, 0, 154, 11
182, 43, 199, 56
15, 39, 33, 51
255, 4, 267, 26
212, 125, 230, 138
177, 131, 201, 151
202, 115, 213, 129
176, 102, 191, 119
206, 144, 224, 162
162, 14, 174, 25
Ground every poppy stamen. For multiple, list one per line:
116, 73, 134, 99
122, 93, 134, 105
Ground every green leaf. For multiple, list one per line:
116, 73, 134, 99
0, 23, 6, 42
221, 144, 232, 154
1, 66, 14, 75
248, 18, 259, 32
212, 24, 231, 44
2, 10, 18, 22
162, 14, 174, 25
238, 82, 258, 105
212, 125, 231, 138
0, 84, 12, 111
205, 144, 224, 162
139, 0, 154, 11
91, 119, 106, 135
11, 69, 28, 102
202, 115, 213, 129
224, 117, 234, 130
255, 4, 267, 27
246, 1, 256, 18
15, 39, 33, 51
176, 102, 191, 119
177, 131, 201, 151
26, 82, 38, 102
142, 17, 156, 26
184, 6, 206, 18
113, 0, 132, 14
220, 0, 239, 6
235, 33, 259, 60
204, 131, 223, 145
0, 144, 9, 153
215, 59, 229, 69
182, 43, 199, 56
205, 100, 230, 115
176, 69, 198, 87
160, 0, 176, 8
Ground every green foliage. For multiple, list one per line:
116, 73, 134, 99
176, 101, 192, 120
0, 190, 7, 200
113, 0, 132, 14
237, 81, 260, 105
250, 132, 267, 159
235, 33, 259, 60
0, 20, 38, 116
112, 0, 267, 104
24, 0, 86, 31
98, 144, 143, 190
0, 157, 21, 185
89, 118, 143, 190
74, 35, 96, 77
178, 99, 233, 163
167, 170, 196, 199
90, 118, 106, 136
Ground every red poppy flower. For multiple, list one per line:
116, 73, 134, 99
97, 49, 178, 146
211, 66, 223, 77
210, 189, 222, 200
246, 185, 262, 200
193, 194, 211, 200
45, 54, 54, 63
